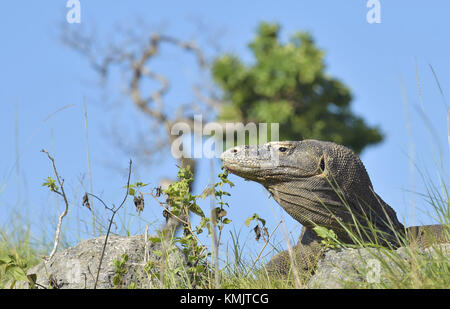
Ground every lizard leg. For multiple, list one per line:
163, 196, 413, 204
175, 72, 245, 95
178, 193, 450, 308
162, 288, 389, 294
265, 226, 325, 278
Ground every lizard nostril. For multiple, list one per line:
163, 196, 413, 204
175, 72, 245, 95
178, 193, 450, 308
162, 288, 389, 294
319, 157, 325, 171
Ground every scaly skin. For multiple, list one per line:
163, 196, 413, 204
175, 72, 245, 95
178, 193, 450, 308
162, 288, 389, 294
221, 140, 446, 276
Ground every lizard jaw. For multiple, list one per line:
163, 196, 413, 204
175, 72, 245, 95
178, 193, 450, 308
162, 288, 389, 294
222, 161, 262, 181
221, 150, 268, 182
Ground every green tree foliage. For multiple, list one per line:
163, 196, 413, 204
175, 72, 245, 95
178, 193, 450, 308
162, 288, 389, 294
212, 22, 383, 154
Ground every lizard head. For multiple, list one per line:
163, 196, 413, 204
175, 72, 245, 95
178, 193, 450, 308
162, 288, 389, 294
221, 139, 369, 188
221, 139, 375, 225
221, 141, 304, 184
221, 139, 404, 240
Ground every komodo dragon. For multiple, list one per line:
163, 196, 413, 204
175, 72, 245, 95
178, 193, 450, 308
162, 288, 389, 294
221, 139, 447, 276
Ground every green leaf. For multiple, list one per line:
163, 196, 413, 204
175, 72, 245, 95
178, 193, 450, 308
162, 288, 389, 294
201, 186, 216, 199
112, 275, 121, 286
222, 218, 232, 224
245, 213, 265, 227
189, 203, 205, 218
245, 215, 255, 227
27, 274, 37, 288
8, 266, 28, 282
148, 236, 162, 243
313, 226, 337, 240
258, 218, 266, 227
42, 177, 59, 191
0, 257, 13, 265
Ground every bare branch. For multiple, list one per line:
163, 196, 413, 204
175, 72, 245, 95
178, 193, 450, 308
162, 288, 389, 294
86, 193, 113, 212
61, 24, 225, 188
41, 149, 70, 261
246, 220, 282, 276
93, 159, 133, 289
156, 34, 207, 68
193, 85, 225, 111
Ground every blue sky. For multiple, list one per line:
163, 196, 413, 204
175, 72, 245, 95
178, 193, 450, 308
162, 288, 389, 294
0, 1, 449, 260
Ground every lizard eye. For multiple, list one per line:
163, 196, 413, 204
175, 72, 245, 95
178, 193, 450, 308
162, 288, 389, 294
279, 147, 288, 153
319, 157, 325, 171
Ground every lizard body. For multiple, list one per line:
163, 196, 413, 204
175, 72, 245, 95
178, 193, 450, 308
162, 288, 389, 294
221, 140, 447, 275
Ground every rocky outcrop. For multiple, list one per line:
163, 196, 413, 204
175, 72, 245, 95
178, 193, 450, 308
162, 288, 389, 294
23, 232, 449, 289
27, 234, 187, 289
307, 243, 450, 288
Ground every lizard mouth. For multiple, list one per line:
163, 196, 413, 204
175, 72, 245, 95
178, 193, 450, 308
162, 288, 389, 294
223, 166, 234, 173
223, 162, 260, 173
221, 160, 266, 181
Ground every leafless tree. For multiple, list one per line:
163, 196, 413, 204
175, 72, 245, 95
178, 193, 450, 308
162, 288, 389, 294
61, 21, 225, 183
61, 21, 226, 235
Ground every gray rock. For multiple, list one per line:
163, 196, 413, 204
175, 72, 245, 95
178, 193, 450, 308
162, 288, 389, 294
307, 243, 450, 288
26, 234, 187, 289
